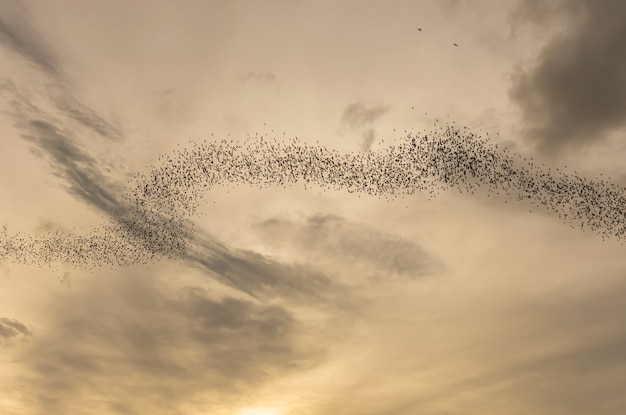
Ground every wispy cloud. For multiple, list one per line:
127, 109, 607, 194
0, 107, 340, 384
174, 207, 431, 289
253, 214, 441, 280
0, 1, 60, 76
18, 118, 121, 212
184, 228, 357, 306
341, 102, 390, 129
0, 317, 32, 345
50, 91, 123, 141
340, 102, 390, 150
240, 71, 278, 84
0, 1, 123, 142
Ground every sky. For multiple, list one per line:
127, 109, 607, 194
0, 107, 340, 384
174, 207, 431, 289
1, 1, 626, 414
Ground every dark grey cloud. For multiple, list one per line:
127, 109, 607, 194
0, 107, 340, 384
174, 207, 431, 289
0, 2, 123, 142
510, 0, 583, 28
0, 1, 60, 76
340, 102, 389, 150
15, 272, 322, 415
0, 317, 32, 344
184, 228, 355, 306
51, 92, 124, 141
3, 80, 122, 213
2, 82, 188, 263
510, 0, 626, 155
19, 119, 120, 212
253, 214, 440, 280
341, 102, 389, 129
362, 129, 377, 152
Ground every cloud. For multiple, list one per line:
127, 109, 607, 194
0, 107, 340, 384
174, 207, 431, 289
340, 102, 389, 150
1, 83, 191, 264
18, 118, 120, 211
240, 71, 278, 84
510, 0, 582, 27
238, 71, 280, 97
0, 1, 60, 76
0, 2, 123, 142
253, 214, 440, 281
361, 129, 377, 152
51, 92, 124, 141
14, 271, 322, 415
33, 217, 66, 236
341, 102, 389, 129
0, 317, 32, 344
510, 0, 626, 155
184, 228, 353, 304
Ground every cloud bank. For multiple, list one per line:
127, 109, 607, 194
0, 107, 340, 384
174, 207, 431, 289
12, 271, 323, 415
511, 0, 626, 154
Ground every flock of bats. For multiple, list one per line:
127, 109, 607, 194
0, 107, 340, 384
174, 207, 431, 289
1, 123, 625, 272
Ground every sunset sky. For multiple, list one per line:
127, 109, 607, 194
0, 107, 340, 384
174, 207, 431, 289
2, 1, 626, 414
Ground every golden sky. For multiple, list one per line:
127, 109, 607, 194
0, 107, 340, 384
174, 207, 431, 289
2, 1, 626, 414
